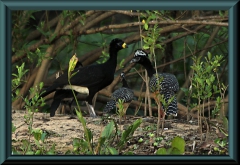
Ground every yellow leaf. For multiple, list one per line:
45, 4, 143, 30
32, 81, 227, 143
68, 54, 78, 73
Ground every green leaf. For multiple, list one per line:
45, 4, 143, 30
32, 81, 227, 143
101, 120, 114, 139
32, 129, 42, 141
171, 136, 185, 154
84, 128, 93, 142
170, 148, 182, 154
11, 149, 20, 155
70, 70, 79, 79
144, 23, 148, 30
26, 151, 34, 155
155, 44, 162, 49
21, 139, 30, 152
156, 148, 167, 155
35, 150, 41, 155
46, 144, 55, 155
12, 73, 18, 77
34, 139, 41, 148
64, 150, 72, 155
107, 147, 118, 155
196, 77, 204, 86
118, 118, 142, 147
73, 138, 80, 148
127, 118, 142, 137
41, 132, 47, 142
207, 51, 212, 61
39, 44, 51, 49
119, 59, 125, 69
75, 109, 86, 126
78, 139, 89, 150
124, 151, 134, 155
68, 54, 78, 73
207, 92, 212, 98
138, 138, 143, 143
30, 15, 36, 20
97, 136, 106, 151
143, 45, 149, 50
219, 10, 224, 17
205, 66, 212, 73
49, 33, 57, 42
36, 27, 47, 36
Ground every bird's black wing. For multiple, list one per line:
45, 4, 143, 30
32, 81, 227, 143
54, 64, 108, 88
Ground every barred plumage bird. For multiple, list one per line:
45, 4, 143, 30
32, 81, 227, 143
130, 49, 179, 117
103, 72, 134, 114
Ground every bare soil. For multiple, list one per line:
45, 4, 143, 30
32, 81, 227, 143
12, 110, 228, 155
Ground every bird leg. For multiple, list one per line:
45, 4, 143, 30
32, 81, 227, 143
68, 99, 77, 119
153, 91, 166, 135
153, 92, 165, 119
85, 101, 97, 118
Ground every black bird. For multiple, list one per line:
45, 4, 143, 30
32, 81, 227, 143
30, 38, 127, 117
52, 61, 83, 117
130, 49, 179, 117
103, 72, 134, 115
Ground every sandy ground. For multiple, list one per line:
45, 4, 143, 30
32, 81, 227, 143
12, 110, 227, 155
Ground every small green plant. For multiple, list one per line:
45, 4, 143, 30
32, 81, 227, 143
67, 54, 93, 154
210, 117, 228, 155
116, 99, 126, 126
143, 125, 156, 131
12, 63, 29, 102
13, 129, 55, 155
12, 84, 55, 154
27, 48, 48, 67
146, 132, 163, 147
117, 118, 142, 153
138, 138, 144, 143
15, 83, 55, 155
12, 63, 55, 155
156, 136, 186, 155
71, 118, 142, 155
213, 137, 228, 155
182, 52, 226, 141
140, 15, 166, 135
191, 53, 225, 119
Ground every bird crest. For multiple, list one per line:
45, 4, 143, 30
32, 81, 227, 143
134, 49, 148, 57
120, 72, 125, 78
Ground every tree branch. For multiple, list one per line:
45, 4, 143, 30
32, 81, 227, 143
79, 19, 228, 35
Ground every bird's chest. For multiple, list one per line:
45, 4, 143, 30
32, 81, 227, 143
149, 75, 164, 93
100, 74, 114, 88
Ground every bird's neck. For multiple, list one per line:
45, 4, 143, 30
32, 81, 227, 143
142, 59, 155, 78
122, 78, 129, 88
106, 48, 119, 67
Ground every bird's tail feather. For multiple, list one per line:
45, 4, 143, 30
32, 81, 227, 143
103, 100, 116, 113
162, 92, 178, 116
40, 84, 58, 98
